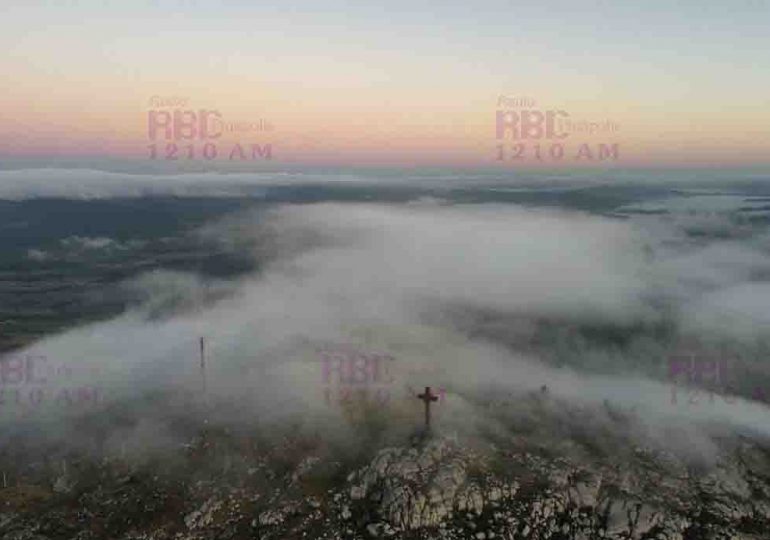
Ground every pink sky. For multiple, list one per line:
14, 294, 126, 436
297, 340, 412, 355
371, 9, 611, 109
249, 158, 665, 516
1, 1, 768, 169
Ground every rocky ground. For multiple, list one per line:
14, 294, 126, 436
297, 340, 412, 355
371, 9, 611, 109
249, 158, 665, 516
2, 392, 770, 539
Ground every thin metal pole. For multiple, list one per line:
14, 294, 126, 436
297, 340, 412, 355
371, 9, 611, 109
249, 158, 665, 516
200, 337, 207, 397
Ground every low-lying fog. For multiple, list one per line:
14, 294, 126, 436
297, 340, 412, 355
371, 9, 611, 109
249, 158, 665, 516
4, 198, 770, 463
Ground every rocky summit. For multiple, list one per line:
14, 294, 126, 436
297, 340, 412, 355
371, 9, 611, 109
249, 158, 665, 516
3, 404, 770, 540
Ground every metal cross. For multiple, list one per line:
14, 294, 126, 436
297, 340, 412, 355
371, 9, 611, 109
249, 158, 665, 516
417, 386, 439, 431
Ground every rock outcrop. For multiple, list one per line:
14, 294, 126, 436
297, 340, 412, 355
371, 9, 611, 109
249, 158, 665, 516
3, 432, 770, 539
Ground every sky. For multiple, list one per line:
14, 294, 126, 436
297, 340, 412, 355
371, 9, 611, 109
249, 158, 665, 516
0, 0, 768, 170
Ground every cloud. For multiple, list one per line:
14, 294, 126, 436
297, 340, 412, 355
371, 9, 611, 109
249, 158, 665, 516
4, 201, 770, 463
60, 236, 117, 251
0, 168, 351, 200
26, 248, 50, 261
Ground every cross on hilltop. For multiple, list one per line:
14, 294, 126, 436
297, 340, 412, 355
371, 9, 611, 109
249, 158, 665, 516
417, 386, 439, 431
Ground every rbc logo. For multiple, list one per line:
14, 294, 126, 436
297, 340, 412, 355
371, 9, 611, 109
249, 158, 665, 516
148, 109, 223, 140
496, 109, 569, 140
319, 348, 394, 386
